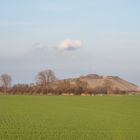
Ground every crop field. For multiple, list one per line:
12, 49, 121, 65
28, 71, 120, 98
0, 95, 140, 140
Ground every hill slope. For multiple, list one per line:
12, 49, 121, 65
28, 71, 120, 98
64, 74, 139, 94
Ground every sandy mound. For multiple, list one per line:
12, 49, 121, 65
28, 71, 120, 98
71, 74, 139, 93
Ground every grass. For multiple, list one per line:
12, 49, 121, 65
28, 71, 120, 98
0, 95, 140, 140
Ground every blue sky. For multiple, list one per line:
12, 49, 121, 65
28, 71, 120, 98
0, 0, 140, 85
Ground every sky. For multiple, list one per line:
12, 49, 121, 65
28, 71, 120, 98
0, 0, 140, 85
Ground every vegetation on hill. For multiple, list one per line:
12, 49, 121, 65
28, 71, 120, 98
0, 69, 139, 95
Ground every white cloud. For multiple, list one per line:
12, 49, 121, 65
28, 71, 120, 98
56, 39, 82, 51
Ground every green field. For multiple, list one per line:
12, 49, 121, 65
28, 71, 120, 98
0, 95, 140, 140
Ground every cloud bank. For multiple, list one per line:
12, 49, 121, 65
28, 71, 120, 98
56, 39, 82, 51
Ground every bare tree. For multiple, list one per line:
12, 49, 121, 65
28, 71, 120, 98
62, 80, 71, 93
36, 69, 57, 94
0, 74, 12, 94
105, 79, 113, 95
75, 78, 88, 95
56, 80, 71, 94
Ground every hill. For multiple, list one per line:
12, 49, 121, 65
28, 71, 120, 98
9, 74, 140, 95
61, 74, 139, 95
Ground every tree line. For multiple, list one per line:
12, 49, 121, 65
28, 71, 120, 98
0, 69, 88, 95
0, 69, 127, 95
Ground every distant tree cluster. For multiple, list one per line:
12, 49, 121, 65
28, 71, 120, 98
0, 69, 127, 95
